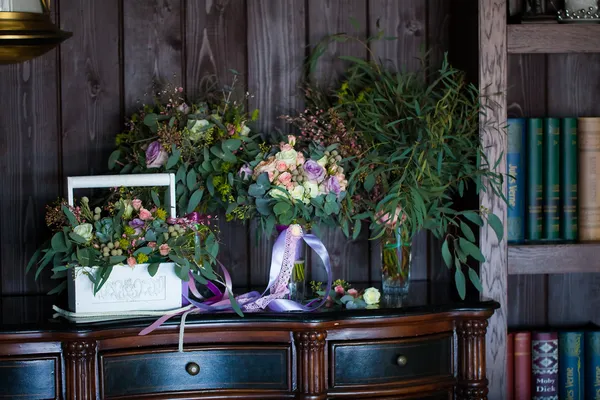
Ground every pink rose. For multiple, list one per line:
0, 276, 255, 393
348, 288, 358, 298
148, 242, 157, 249
132, 199, 142, 210
278, 172, 292, 186
139, 208, 153, 221
159, 244, 170, 256
267, 171, 275, 182
335, 285, 345, 295
280, 143, 293, 152
275, 160, 288, 172
127, 257, 136, 268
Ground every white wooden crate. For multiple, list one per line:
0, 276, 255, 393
66, 173, 183, 313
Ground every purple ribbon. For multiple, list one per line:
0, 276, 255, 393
138, 224, 333, 335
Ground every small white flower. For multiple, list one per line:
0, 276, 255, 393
188, 119, 211, 141
240, 125, 251, 136
363, 287, 381, 305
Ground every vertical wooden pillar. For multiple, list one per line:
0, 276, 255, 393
478, 0, 508, 399
456, 319, 489, 400
63, 340, 97, 399
293, 331, 327, 400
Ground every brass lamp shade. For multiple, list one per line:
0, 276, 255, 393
0, 4, 71, 64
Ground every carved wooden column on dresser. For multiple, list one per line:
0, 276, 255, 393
0, 284, 498, 399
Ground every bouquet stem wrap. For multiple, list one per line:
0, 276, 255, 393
138, 224, 333, 339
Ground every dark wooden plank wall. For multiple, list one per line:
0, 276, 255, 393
507, 2, 600, 328
0, 0, 453, 296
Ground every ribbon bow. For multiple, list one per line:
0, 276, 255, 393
138, 224, 333, 338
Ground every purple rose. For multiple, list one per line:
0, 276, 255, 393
324, 176, 342, 196
303, 159, 326, 183
238, 164, 253, 180
129, 218, 145, 229
146, 141, 168, 168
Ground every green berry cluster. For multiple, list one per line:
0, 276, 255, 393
163, 224, 185, 241
102, 241, 123, 257
324, 150, 343, 175
93, 206, 102, 221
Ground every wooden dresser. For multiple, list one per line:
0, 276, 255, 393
0, 285, 498, 400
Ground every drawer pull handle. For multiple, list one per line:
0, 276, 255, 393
185, 362, 200, 376
396, 355, 408, 367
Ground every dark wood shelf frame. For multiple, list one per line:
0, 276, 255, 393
508, 24, 600, 53
508, 243, 600, 274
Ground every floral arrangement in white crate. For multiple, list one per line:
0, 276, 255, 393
27, 173, 221, 314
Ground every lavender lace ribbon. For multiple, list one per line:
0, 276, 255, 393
139, 224, 333, 336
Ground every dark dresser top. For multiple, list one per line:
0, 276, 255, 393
0, 282, 499, 334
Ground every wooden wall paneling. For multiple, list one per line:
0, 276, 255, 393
59, 0, 122, 181
478, 0, 508, 398
546, 53, 600, 326
0, 2, 60, 295
426, 0, 451, 291
368, 0, 428, 285
247, 0, 307, 286
506, 54, 548, 327
306, 0, 370, 284
185, 0, 250, 289
123, 0, 183, 114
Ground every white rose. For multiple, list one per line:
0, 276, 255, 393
303, 181, 320, 198
317, 156, 328, 167
363, 287, 381, 305
119, 199, 134, 219
268, 185, 288, 200
73, 223, 94, 242
290, 185, 305, 202
188, 119, 211, 141
240, 125, 251, 136
276, 149, 298, 167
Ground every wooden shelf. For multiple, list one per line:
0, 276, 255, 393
508, 24, 600, 53
508, 243, 600, 274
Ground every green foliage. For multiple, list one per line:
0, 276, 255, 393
108, 75, 266, 219
297, 32, 506, 299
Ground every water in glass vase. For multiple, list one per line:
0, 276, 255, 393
287, 260, 306, 302
380, 228, 412, 295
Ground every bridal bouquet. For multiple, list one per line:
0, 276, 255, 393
108, 76, 266, 218
237, 134, 348, 235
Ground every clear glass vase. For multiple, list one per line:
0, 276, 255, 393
380, 228, 412, 296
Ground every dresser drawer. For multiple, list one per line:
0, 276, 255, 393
0, 356, 59, 399
100, 345, 291, 398
330, 334, 452, 387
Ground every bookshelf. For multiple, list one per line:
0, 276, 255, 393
508, 243, 600, 274
479, 0, 600, 397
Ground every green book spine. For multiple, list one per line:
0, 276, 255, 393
527, 118, 544, 241
543, 118, 560, 240
561, 118, 578, 241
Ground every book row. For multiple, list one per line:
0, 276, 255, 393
507, 330, 600, 400
507, 117, 600, 243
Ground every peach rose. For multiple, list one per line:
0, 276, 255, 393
296, 152, 305, 166
347, 288, 359, 298
127, 257, 136, 268
253, 156, 277, 178
280, 143, 293, 152
278, 172, 292, 186
275, 160, 288, 172
159, 244, 170, 256
139, 208, 153, 221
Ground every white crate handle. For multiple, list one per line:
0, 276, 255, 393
67, 173, 177, 219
